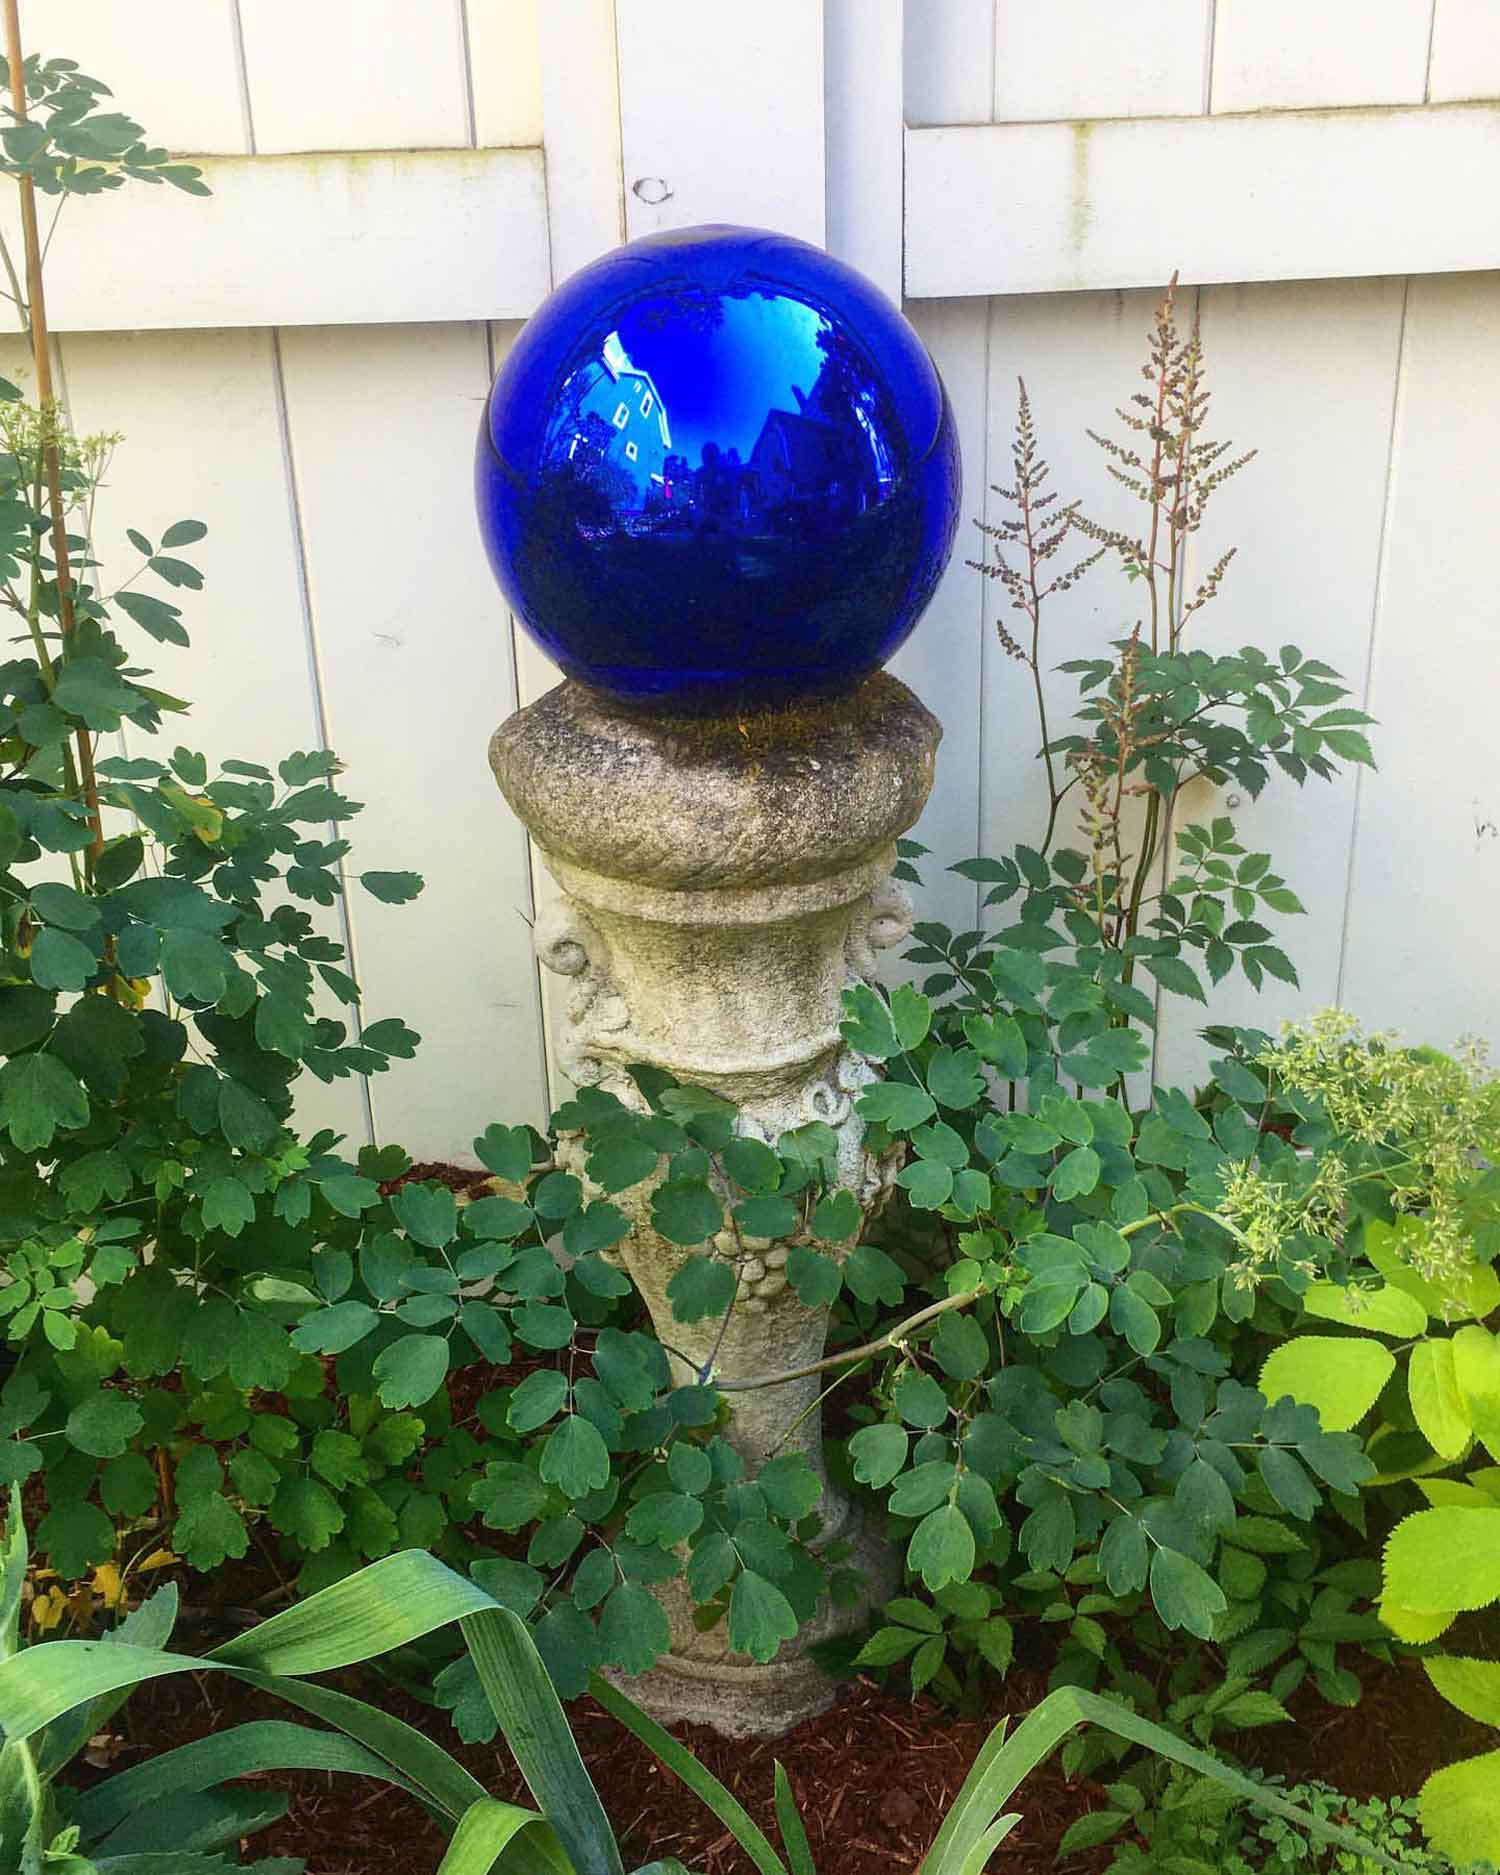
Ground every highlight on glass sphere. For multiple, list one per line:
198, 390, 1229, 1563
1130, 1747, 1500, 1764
476, 223, 960, 715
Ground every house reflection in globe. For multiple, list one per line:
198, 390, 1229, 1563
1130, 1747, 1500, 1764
543, 309, 895, 548
478, 225, 959, 713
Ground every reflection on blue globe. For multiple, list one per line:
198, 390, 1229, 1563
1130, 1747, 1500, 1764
477, 224, 960, 714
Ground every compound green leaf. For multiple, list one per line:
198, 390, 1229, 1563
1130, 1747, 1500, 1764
847, 1423, 907, 1489
540, 1416, 611, 1499
665, 1255, 735, 1323
372, 1334, 450, 1409
1149, 1548, 1227, 1639
652, 1178, 723, 1247
65, 1390, 144, 1458
0, 1051, 88, 1149
908, 1504, 974, 1593
728, 1570, 798, 1663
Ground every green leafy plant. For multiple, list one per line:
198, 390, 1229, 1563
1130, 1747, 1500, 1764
1374, 1358, 1500, 1863
1105, 1771, 1476, 1875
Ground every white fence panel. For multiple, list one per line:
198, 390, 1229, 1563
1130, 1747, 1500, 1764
276, 322, 550, 1156
1340, 272, 1500, 1046
19, 0, 1500, 1139
615, 0, 826, 244
905, 105, 1500, 299
991, 0, 1210, 121
56, 328, 369, 1145
1209, 0, 1432, 111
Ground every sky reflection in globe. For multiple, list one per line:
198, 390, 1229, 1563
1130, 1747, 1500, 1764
477, 224, 960, 714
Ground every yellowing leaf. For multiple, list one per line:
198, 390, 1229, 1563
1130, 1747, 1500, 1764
139, 1548, 179, 1571
1383, 1506, 1500, 1614
1426, 1655, 1500, 1728
1408, 1338, 1474, 1460
1259, 1335, 1394, 1432
29, 1587, 67, 1632
1302, 1281, 1426, 1337
89, 1563, 127, 1610
1420, 1750, 1500, 1866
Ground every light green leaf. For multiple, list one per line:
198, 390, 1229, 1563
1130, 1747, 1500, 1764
1453, 1325, 1500, 1457
1409, 1338, 1473, 1460
1301, 1282, 1426, 1337
1420, 1750, 1500, 1866
1259, 1335, 1394, 1432
1384, 1506, 1500, 1614
1425, 1655, 1500, 1728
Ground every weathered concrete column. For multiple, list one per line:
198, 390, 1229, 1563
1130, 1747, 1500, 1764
490, 671, 941, 1733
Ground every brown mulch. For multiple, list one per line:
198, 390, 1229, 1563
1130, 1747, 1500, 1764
110, 1665, 1093, 1875
86, 1639, 1491, 1875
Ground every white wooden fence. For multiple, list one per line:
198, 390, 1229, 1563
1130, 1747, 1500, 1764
19, 1, 1500, 1157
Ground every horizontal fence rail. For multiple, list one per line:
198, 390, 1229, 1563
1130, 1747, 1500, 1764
905, 102, 1500, 299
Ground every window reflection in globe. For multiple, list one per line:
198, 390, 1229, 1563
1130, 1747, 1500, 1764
476, 224, 960, 715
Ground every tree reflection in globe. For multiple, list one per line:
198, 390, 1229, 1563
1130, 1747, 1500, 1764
477, 224, 960, 715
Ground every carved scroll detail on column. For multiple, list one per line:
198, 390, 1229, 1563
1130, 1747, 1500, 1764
845, 875, 915, 981
533, 898, 631, 1090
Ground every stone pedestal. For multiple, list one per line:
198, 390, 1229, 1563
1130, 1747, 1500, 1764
490, 672, 941, 1735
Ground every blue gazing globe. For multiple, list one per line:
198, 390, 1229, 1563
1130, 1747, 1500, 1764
476, 224, 961, 714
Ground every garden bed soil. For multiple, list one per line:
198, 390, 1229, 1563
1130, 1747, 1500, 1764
108, 1643, 1490, 1875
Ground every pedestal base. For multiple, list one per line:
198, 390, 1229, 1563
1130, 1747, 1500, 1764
607, 1507, 898, 1739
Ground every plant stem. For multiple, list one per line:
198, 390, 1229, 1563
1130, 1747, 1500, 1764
3, 0, 103, 865
712, 1288, 979, 1392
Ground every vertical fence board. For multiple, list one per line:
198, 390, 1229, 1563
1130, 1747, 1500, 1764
1210, 0, 1433, 111
977, 288, 1163, 868
57, 326, 368, 1142
26, 0, 249, 152
992, 0, 1210, 122
1152, 277, 1408, 1090
536, 0, 625, 279
615, 0, 825, 243
896, 300, 989, 935
1428, 0, 1500, 100
904, 0, 995, 126
276, 321, 549, 1156
825, 0, 904, 303
238, 0, 471, 152
465, 0, 545, 146
1340, 272, 1500, 1047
